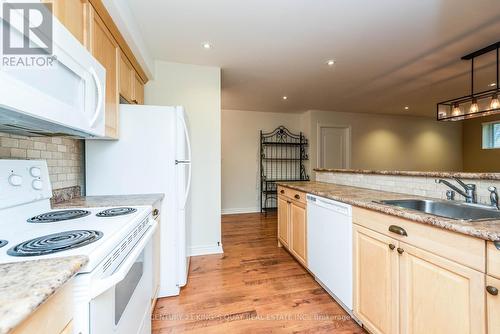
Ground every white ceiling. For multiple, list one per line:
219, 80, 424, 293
125, 0, 500, 117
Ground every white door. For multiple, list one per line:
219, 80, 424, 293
318, 125, 350, 169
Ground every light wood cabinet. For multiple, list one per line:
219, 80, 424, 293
353, 224, 399, 334
43, 0, 90, 45
277, 196, 289, 247
399, 242, 485, 334
487, 275, 500, 334
277, 186, 307, 266
354, 208, 487, 334
133, 73, 145, 104
119, 52, 134, 103
290, 201, 307, 265
89, 8, 119, 138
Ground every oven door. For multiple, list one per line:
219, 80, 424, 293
90, 227, 155, 334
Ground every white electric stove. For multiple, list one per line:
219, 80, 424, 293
0, 160, 157, 334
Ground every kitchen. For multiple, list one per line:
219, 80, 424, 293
0, 1, 499, 334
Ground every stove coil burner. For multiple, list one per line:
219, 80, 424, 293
27, 210, 91, 223
96, 207, 137, 217
7, 230, 103, 257
0, 240, 8, 248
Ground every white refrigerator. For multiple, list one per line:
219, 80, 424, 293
85, 104, 191, 297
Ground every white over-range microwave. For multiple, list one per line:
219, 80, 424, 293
0, 2, 106, 137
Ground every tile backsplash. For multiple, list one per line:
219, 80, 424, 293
316, 171, 500, 206
0, 132, 84, 192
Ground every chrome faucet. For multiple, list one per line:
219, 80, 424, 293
489, 186, 500, 210
436, 178, 477, 204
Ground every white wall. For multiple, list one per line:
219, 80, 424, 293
146, 61, 222, 255
221, 109, 303, 213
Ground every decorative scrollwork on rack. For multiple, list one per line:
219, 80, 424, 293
260, 126, 310, 214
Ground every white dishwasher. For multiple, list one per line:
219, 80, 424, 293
307, 194, 353, 312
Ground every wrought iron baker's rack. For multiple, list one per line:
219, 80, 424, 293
260, 126, 309, 213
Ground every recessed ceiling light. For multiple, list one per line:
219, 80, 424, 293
326, 59, 336, 66
404, 106, 409, 110
282, 96, 288, 100
489, 82, 497, 87
202, 42, 212, 49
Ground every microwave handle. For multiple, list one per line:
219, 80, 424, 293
89, 67, 103, 128
90, 219, 157, 299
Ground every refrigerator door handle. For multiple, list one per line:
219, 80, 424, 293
183, 162, 192, 209
175, 160, 190, 164
177, 107, 192, 161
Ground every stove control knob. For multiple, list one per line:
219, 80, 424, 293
32, 179, 43, 190
30, 167, 41, 177
8, 174, 23, 186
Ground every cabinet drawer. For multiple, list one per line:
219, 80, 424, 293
353, 207, 485, 272
487, 241, 500, 279
277, 186, 306, 204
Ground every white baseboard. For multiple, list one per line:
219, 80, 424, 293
221, 207, 260, 215
189, 244, 224, 257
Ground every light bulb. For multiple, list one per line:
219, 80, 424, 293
452, 103, 461, 116
469, 99, 479, 113
490, 94, 500, 110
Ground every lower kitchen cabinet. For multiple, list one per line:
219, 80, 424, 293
354, 221, 486, 334
487, 275, 500, 334
277, 186, 307, 267
353, 224, 399, 334
290, 201, 307, 266
277, 196, 289, 247
399, 242, 485, 334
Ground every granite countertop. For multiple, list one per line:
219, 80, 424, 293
278, 181, 500, 241
53, 193, 164, 209
0, 256, 87, 334
313, 168, 500, 180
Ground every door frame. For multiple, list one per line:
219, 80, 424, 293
316, 123, 352, 169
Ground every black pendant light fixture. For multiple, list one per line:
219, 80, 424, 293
437, 42, 500, 121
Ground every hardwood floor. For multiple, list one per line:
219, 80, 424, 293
152, 213, 365, 333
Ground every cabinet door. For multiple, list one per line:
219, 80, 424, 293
353, 225, 399, 334
399, 242, 485, 334
277, 196, 289, 247
487, 275, 500, 334
133, 74, 145, 105
43, 0, 89, 45
119, 52, 134, 103
90, 8, 119, 138
290, 201, 307, 266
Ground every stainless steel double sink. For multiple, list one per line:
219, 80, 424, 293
377, 199, 500, 221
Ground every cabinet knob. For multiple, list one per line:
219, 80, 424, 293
397, 247, 404, 255
487, 286, 499, 296
389, 244, 396, 250
294, 194, 300, 200
153, 208, 159, 216
389, 225, 408, 237
280, 190, 285, 194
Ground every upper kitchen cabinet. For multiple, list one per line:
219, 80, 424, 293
119, 52, 145, 105
42, 0, 90, 46
89, 8, 119, 139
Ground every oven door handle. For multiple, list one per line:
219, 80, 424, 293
90, 219, 157, 299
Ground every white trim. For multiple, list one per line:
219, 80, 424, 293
316, 123, 352, 169
221, 207, 260, 215
189, 244, 224, 257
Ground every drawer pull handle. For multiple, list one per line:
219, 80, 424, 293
389, 225, 408, 236
280, 190, 285, 194
487, 286, 499, 296
389, 244, 396, 250
397, 247, 404, 255
494, 240, 500, 250
294, 194, 300, 200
